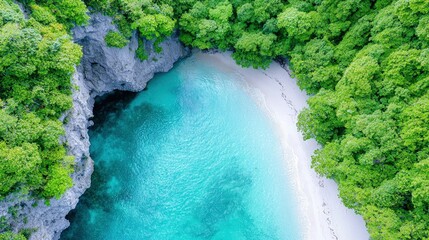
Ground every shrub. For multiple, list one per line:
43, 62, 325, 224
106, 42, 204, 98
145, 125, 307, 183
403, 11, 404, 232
104, 30, 128, 48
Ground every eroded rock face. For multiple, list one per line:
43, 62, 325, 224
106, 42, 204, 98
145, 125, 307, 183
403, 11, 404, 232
0, 13, 189, 240
74, 13, 188, 97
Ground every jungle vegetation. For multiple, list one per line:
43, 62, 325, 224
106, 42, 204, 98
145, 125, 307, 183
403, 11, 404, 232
1, 0, 428, 239
0, 0, 86, 237
0, 0, 85, 200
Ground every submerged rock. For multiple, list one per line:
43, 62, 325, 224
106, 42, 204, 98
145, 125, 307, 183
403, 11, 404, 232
0, 13, 189, 240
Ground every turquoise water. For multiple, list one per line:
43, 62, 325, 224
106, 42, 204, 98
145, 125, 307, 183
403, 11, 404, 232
61, 55, 301, 240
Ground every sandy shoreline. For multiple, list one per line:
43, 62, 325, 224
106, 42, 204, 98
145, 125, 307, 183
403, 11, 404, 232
195, 51, 369, 240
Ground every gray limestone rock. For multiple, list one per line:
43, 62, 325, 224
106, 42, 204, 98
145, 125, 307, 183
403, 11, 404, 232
0, 13, 189, 240
74, 13, 188, 97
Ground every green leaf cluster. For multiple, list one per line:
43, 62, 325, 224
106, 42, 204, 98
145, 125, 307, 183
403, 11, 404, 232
177, 0, 287, 69
104, 30, 129, 48
0, 0, 83, 201
23, 0, 89, 29
84, 0, 176, 57
0, 231, 26, 240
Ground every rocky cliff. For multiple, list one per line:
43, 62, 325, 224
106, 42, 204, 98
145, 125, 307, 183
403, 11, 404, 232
0, 13, 188, 240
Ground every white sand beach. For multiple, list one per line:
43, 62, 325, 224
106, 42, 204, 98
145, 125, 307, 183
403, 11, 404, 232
195, 51, 370, 240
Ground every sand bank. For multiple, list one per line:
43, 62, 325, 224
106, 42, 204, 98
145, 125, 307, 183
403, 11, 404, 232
194, 51, 369, 240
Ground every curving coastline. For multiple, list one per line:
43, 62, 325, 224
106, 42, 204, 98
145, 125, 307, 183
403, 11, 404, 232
0, 13, 368, 240
194, 52, 370, 240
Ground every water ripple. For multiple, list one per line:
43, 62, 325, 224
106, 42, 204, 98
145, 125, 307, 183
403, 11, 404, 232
62, 56, 301, 240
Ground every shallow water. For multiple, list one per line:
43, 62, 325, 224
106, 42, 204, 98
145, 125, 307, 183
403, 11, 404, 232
61, 55, 301, 240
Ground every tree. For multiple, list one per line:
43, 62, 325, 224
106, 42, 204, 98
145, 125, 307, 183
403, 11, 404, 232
35, 0, 89, 27
401, 94, 429, 152
0, 142, 42, 197
277, 8, 315, 42
416, 16, 429, 43
297, 89, 344, 144
0, 231, 26, 240
290, 39, 339, 93
105, 30, 129, 48
362, 205, 402, 240
232, 32, 276, 68
336, 55, 379, 98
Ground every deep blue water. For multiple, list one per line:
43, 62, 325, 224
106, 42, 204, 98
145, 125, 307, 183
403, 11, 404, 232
61, 55, 301, 240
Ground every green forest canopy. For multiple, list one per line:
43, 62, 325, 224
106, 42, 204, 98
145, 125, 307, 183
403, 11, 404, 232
1, 0, 429, 239
0, 0, 85, 200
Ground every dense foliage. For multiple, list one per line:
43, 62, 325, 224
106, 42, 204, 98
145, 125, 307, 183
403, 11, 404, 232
90, 0, 429, 238
290, 2, 429, 239
1, 0, 428, 238
0, 0, 85, 201
105, 30, 129, 48
85, 0, 176, 59
0, 231, 26, 240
